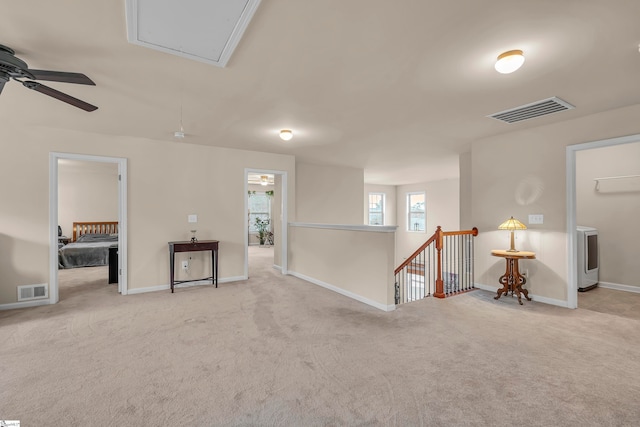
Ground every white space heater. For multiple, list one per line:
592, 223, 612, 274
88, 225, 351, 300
576, 226, 599, 292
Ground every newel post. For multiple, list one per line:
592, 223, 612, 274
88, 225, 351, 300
434, 226, 445, 298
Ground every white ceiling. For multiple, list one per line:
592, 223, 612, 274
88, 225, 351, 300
2, 1, 640, 185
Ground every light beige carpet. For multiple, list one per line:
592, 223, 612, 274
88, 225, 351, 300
578, 286, 640, 320
1, 247, 639, 426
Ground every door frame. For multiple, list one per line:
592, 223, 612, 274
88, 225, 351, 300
49, 152, 128, 303
565, 133, 640, 309
244, 168, 288, 278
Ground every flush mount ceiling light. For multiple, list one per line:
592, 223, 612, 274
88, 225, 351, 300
495, 49, 525, 74
279, 129, 293, 141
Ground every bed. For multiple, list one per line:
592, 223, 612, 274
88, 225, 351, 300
58, 221, 118, 269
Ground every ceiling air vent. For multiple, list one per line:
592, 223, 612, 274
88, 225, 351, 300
488, 97, 575, 124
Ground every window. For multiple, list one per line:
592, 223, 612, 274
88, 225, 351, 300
407, 192, 425, 232
368, 193, 385, 225
248, 191, 271, 232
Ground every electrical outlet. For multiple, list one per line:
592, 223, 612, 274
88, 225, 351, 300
181, 260, 189, 270
188, 214, 198, 223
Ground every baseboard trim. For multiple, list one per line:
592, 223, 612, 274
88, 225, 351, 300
474, 283, 569, 308
529, 294, 569, 308
273, 265, 282, 271
0, 299, 51, 311
127, 284, 168, 295
127, 276, 246, 295
288, 270, 395, 312
598, 282, 640, 293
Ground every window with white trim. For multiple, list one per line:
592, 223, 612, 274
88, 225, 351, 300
407, 192, 425, 232
368, 193, 385, 225
248, 191, 271, 232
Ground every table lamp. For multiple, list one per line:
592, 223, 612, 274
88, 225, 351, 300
498, 216, 527, 252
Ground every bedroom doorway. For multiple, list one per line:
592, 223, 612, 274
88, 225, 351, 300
244, 169, 288, 279
49, 152, 128, 304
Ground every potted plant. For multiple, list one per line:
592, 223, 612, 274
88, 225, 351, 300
254, 217, 271, 246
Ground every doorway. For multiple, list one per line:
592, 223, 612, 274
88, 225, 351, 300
244, 168, 288, 279
49, 152, 128, 304
566, 133, 640, 309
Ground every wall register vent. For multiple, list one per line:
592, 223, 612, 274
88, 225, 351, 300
488, 97, 575, 124
18, 284, 48, 301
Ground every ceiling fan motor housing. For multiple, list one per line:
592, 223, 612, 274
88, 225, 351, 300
0, 43, 97, 111
0, 48, 35, 79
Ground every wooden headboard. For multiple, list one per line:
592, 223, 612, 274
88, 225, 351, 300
72, 221, 119, 242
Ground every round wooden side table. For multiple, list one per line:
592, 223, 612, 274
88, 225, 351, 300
491, 249, 536, 305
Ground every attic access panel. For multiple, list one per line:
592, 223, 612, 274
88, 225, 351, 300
125, 0, 261, 67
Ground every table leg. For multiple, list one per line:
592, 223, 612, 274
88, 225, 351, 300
512, 259, 522, 304
170, 249, 175, 293
211, 248, 218, 288
512, 260, 531, 304
494, 260, 512, 300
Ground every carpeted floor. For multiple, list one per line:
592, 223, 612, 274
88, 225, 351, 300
1, 247, 639, 426
578, 286, 640, 320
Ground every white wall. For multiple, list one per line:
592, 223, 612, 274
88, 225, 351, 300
288, 224, 397, 310
395, 178, 460, 264
296, 163, 364, 225
0, 123, 295, 304
576, 142, 640, 288
459, 151, 472, 230
471, 103, 640, 305
58, 160, 119, 241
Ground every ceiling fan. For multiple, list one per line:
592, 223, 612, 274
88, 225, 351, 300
0, 44, 97, 112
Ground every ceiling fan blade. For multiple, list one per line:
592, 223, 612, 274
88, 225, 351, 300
28, 69, 95, 85
0, 78, 6, 95
23, 81, 98, 112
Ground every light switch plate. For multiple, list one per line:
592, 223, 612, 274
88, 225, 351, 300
188, 214, 198, 223
529, 214, 544, 225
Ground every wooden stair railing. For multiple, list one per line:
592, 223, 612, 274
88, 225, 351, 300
395, 226, 478, 304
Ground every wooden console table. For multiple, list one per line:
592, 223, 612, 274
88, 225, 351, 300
491, 249, 535, 305
168, 240, 219, 293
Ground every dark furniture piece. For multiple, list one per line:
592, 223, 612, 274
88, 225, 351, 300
108, 246, 118, 284
168, 240, 219, 293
